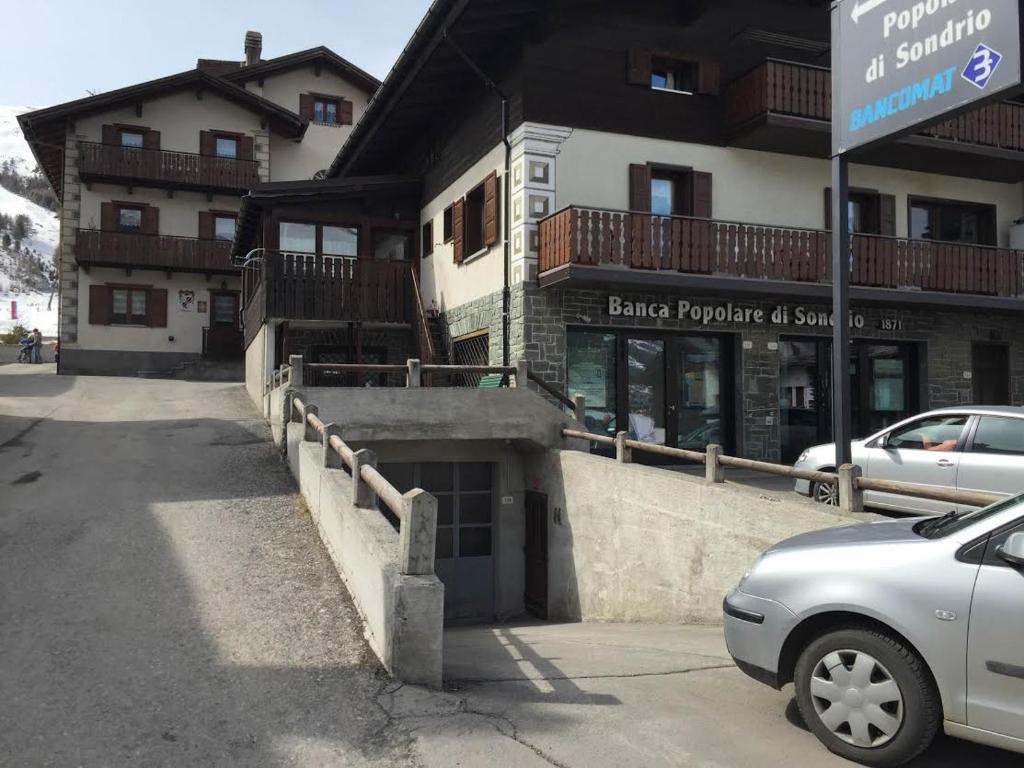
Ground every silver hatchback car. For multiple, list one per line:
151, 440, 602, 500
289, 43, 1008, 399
725, 494, 1024, 766
793, 407, 1024, 514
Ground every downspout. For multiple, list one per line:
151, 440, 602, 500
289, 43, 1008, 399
443, 30, 513, 374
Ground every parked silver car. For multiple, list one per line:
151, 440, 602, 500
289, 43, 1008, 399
793, 407, 1024, 514
725, 494, 1024, 765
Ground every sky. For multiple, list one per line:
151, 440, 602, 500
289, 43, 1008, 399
0, 0, 433, 107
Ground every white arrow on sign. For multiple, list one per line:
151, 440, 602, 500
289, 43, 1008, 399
851, 0, 889, 24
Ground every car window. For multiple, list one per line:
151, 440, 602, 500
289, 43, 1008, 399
887, 415, 968, 452
983, 517, 1024, 567
970, 416, 1024, 456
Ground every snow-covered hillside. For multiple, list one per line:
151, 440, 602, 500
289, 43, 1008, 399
0, 105, 59, 337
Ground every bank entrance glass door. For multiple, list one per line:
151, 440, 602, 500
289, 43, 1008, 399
780, 338, 918, 463
568, 329, 733, 458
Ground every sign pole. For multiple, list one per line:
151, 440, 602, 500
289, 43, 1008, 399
831, 154, 853, 467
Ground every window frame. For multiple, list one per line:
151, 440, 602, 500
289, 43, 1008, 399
111, 286, 148, 325
443, 205, 454, 243
422, 220, 434, 258
650, 56, 699, 95
213, 214, 237, 242
907, 195, 997, 246
116, 204, 145, 233
277, 219, 361, 258
213, 134, 240, 160
313, 96, 342, 125
649, 166, 693, 217
119, 129, 145, 148
463, 181, 487, 256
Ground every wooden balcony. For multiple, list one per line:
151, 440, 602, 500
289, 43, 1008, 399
242, 251, 414, 348
78, 141, 259, 193
725, 60, 1024, 182
538, 207, 1024, 304
76, 229, 238, 274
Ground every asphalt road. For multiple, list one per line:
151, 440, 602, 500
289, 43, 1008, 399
1, 364, 1016, 767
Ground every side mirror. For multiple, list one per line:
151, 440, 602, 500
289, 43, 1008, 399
874, 433, 889, 449
997, 532, 1024, 568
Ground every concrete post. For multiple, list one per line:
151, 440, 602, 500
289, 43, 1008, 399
351, 449, 378, 508
289, 354, 303, 387
302, 404, 319, 442
515, 359, 529, 388
406, 359, 421, 388
282, 389, 297, 428
322, 423, 343, 469
573, 393, 587, 424
615, 431, 632, 464
399, 489, 438, 576
839, 464, 864, 515
705, 444, 725, 483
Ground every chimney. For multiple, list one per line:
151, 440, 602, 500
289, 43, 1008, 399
244, 31, 263, 67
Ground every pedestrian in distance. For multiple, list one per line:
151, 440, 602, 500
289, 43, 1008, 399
31, 328, 43, 364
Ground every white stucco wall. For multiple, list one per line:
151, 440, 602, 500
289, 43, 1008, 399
555, 128, 1024, 245
75, 90, 264, 154
77, 267, 240, 355
78, 185, 241, 237
252, 67, 372, 181
420, 144, 507, 312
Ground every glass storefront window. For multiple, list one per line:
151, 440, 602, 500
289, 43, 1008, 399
627, 338, 666, 444
677, 337, 722, 451
567, 331, 617, 437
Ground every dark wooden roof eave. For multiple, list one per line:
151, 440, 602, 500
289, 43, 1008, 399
221, 47, 381, 95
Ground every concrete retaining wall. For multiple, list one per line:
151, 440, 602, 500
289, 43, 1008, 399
285, 423, 444, 687
526, 449, 856, 625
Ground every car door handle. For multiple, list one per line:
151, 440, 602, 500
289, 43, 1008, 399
936, 459, 955, 468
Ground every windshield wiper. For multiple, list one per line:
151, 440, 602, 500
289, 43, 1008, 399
915, 510, 959, 536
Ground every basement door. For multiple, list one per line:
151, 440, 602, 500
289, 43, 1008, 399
379, 462, 496, 624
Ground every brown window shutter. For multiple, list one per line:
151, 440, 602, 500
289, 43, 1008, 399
88, 285, 112, 325
102, 124, 117, 145
142, 205, 159, 236
238, 135, 254, 161
339, 98, 354, 125
627, 49, 652, 86
628, 164, 652, 212
452, 198, 466, 264
147, 288, 168, 328
692, 172, 713, 218
824, 188, 833, 230
100, 201, 116, 232
143, 129, 161, 149
200, 130, 214, 156
198, 211, 214, 240
697, 60, 721, 95
880, 194, 896, 236
483, 171, 499, 247
299, 93, 314, 121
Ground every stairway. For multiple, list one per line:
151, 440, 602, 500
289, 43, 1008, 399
427, 314, 449, 365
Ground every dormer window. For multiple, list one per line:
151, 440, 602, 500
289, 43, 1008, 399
651, 58, 698, 94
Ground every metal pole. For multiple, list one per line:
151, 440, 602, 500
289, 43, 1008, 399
831, 154, 852, 467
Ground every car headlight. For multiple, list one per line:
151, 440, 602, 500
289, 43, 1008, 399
797, 449, 810, 464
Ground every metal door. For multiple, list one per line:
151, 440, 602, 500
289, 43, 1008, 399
524, 492, 548, 619
863, 414, 969, 514
967, 516, 1024, 739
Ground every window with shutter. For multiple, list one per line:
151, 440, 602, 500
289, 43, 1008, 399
452, 199, 465, 264
483, 171, 499, 247
422, 220, 434, 257
88, 285, 113, 325
824, 188, 887, 234
627, 49, 653, 86
299, 93, 315, 121
692, 172, 713, 219
464, 181, 487, 255
146, 288, 168, 328
629, 164, 652, 212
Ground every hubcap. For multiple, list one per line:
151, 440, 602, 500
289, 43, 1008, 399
810, 650, 904, 748
815, 481, 839, 506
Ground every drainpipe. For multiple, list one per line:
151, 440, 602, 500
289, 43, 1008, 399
443, 31, 513, 374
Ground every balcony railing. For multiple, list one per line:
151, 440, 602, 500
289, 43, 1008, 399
78, 141, 259, 193
76, 229, 237, 273
242, 251, 414, 344
725, 59, 1024, 152
538, 206, 1024, 298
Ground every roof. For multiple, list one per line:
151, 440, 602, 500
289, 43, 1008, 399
231, 175, 421, 260
221, 47, 381, 95
19, 69, 308, 198
327, 0, 542, 179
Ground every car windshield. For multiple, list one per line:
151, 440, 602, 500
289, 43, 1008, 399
914, 493, 1024, 539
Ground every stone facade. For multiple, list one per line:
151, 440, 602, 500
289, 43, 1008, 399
441, 284, 1024, 461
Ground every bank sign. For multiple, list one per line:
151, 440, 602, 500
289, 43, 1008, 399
608, 296, 866, 329
833, 0, 1023, 154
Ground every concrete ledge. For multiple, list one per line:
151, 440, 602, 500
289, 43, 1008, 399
286, 423, 444, 687
60, 348, 200, 376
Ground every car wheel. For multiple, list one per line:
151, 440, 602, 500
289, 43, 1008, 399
812, 478, 839, 506
795, 627, 940, 767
